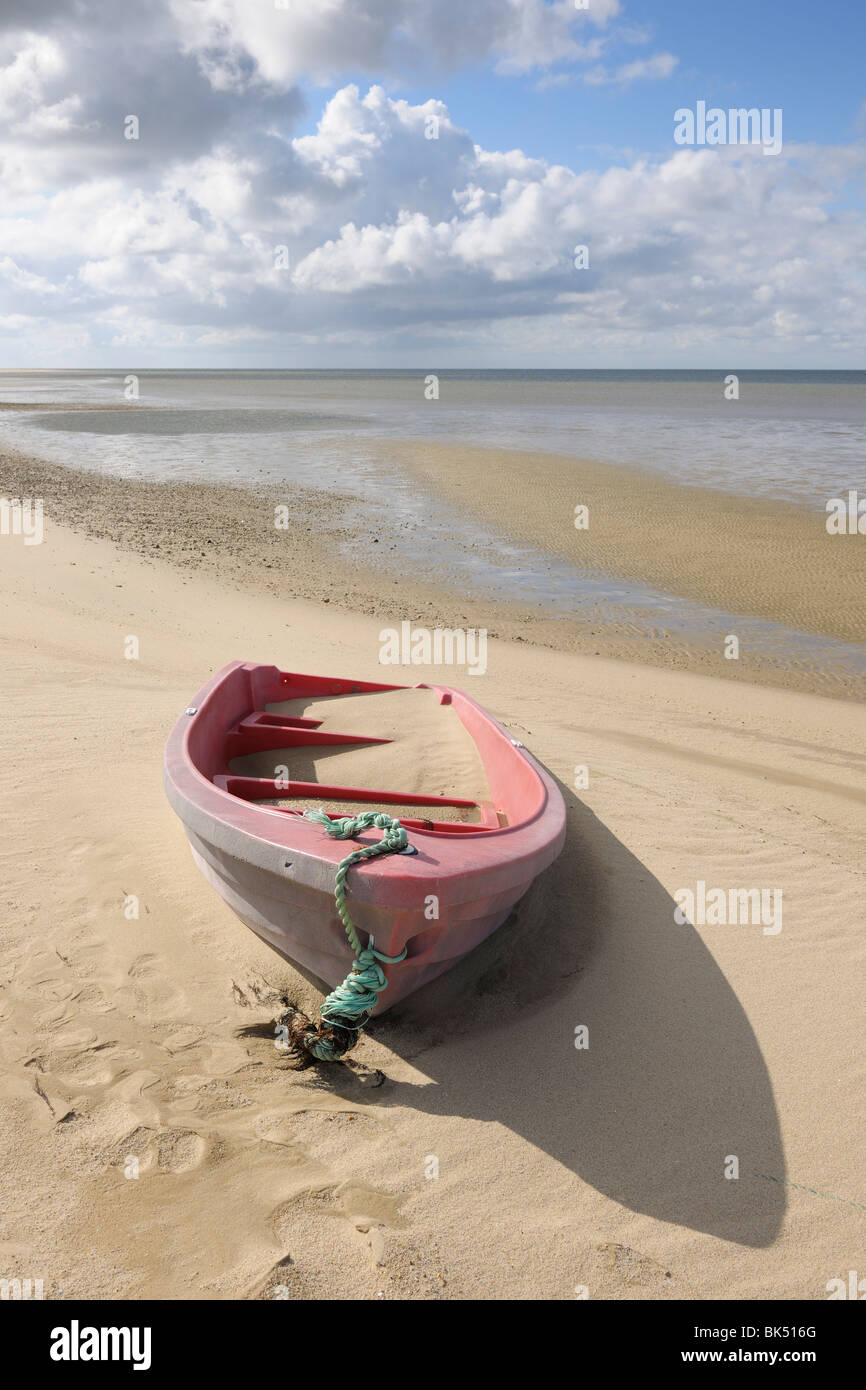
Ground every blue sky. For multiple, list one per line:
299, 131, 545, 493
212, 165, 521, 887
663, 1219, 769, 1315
0, 0, 864, 367
327, 0, 866, 169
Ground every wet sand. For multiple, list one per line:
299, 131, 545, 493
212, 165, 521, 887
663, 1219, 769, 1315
385, 436, 866, 647
2, 444, 865, 700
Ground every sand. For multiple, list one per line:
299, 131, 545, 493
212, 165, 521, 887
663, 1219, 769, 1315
385, 437, 866, 646
234, 686, 491, 822
3, 447, 865, 701
245, 686, 491, 805
1, 507, 864, 1300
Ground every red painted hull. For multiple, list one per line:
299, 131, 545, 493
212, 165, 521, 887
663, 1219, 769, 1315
163, 662, 566, 1013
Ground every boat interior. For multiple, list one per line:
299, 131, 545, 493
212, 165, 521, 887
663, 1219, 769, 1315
214, 673, 508, 834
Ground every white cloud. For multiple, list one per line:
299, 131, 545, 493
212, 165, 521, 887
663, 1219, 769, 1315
2, 77, 866, 362
0, 256, 60, 296
168, 0, 626, 87
585, 51, 678, 86
0, 5, 862, 363
0, 35, 65, 119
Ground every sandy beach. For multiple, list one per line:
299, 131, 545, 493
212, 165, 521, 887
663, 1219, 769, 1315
3, 443, 865, 701
1, 453, 864, 1300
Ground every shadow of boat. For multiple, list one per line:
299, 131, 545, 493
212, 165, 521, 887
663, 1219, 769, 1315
355, 773, 787, 1247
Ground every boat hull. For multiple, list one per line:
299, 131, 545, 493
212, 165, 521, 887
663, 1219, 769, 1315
188, 830, 527, 1010
164, 662, 566, 1014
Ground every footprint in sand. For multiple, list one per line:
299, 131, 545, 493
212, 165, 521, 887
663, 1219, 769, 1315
112, 1127, 207, 1174
271, 1180, 408, 1276
264, 1190, 375, 1298
30, 976, 78, 1002
155, 1129, 207, 1173
110, 1126, 159, 1173
57, 929, 104, 966
32, 1002, 70, 1028
125, 957, 188, 1017
194, 1079, 253, 1113
334, 1179, 408, 1265
160, 1026, 205, 1055
127, 954, 160, 980
71, 983, 112, 1012
56, 1049, 140, 1088
33, 1033, 143, 1088
595, 1242, 673, 1290
264, 1185, 434, 1298
334, 1179, 407, 1233
231, 974, 284, 1009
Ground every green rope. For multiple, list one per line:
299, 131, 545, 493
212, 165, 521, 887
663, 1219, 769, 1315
294, 810, 410, 1062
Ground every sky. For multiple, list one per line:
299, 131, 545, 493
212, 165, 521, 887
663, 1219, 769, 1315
0, 0, 864, 368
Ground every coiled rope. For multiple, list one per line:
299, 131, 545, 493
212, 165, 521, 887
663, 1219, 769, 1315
277, 810, 410, 1064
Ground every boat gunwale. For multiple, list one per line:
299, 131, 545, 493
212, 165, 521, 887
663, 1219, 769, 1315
164, 662, 561, 865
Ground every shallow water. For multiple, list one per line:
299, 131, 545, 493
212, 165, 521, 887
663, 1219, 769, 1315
2, 367, 863, 504
1, 369, 864, 682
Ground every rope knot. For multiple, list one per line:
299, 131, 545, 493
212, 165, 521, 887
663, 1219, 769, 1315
279, 809, 411, 1064
305, 808, 408, 853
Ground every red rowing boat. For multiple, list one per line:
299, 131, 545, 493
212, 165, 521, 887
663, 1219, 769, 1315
163, 662, 565, 1013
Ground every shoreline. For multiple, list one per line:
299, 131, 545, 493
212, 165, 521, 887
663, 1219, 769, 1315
2, 443, 865, 701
